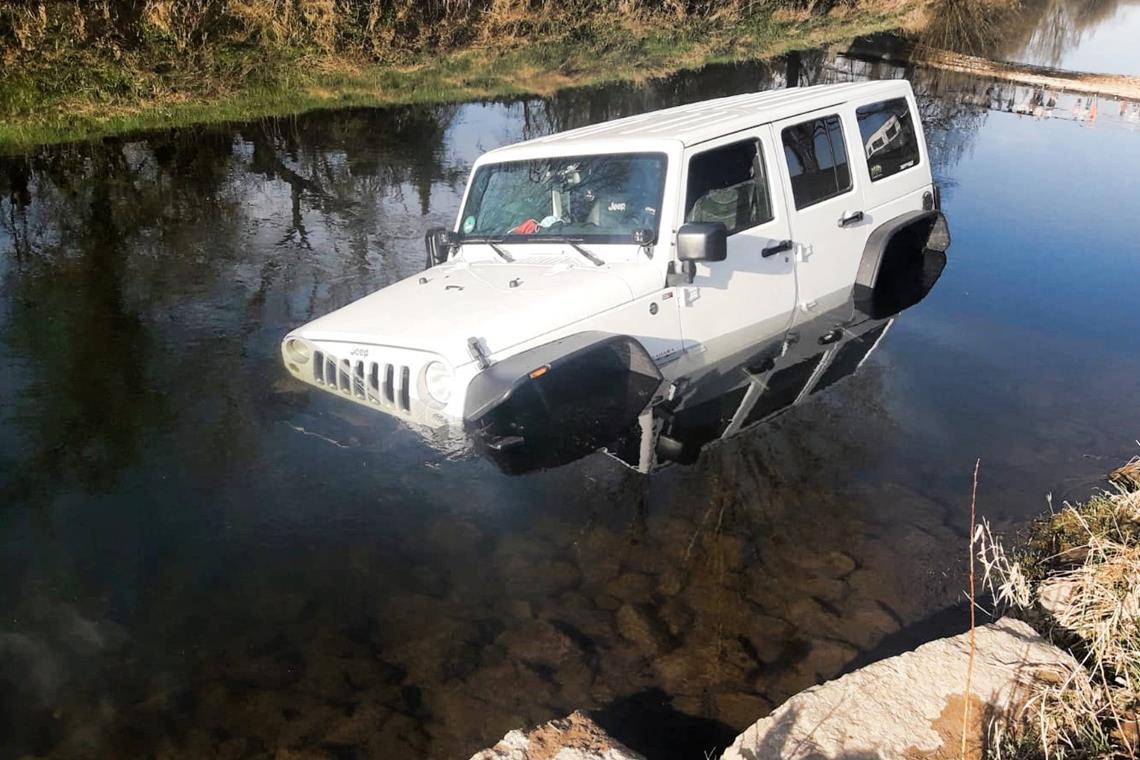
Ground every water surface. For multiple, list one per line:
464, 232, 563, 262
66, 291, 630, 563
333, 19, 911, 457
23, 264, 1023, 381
2, 4, 1139, 759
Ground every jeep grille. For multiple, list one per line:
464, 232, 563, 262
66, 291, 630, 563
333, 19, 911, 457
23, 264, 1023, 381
312, 350, 412, 412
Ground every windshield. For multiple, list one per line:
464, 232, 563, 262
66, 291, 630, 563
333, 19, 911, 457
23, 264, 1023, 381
459, 152, 667, 242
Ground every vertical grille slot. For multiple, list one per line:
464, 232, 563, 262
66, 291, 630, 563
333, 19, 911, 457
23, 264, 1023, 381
313, 351, 325, 384
326, 356, 337, 387
338, 359, 351, 394
353, 361, 366, 398
398, 366, 411, 411
367, 363, 380, 404
383, 364, 395, 404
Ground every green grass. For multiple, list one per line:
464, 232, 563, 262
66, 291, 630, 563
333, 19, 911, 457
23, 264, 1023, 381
0, 5, 909, 153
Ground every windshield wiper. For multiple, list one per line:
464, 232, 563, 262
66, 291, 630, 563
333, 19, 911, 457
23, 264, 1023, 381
486, 240, 514, 263
460, 236, 514, 263
545, 237, 604, 267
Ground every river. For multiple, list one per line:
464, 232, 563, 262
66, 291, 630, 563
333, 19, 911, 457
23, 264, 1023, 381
2, 2, 1139, 758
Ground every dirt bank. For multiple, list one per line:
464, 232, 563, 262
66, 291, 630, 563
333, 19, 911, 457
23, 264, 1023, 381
0, 0, 918, 152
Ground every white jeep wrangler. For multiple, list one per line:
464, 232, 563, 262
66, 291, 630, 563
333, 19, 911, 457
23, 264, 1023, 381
281, 81, 949, 473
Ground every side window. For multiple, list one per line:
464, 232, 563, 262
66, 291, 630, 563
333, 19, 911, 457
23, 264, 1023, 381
782, 115, 851, 209
685, 139, 773, 236
857, 98, 921, 181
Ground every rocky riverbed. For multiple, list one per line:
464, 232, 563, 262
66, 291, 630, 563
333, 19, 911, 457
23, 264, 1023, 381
79, 395, 973, 760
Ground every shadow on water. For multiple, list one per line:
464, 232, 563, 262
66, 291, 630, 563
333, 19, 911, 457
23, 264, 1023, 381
3, 1, 1140, 757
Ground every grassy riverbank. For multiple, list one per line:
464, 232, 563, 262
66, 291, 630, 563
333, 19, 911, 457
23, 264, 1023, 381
0, 0, 920, 152
977, 458, 1140, 758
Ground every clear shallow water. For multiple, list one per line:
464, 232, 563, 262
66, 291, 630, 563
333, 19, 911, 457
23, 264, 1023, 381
3, 6, 1140, 760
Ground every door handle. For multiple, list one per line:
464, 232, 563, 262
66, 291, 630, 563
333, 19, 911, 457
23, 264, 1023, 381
762, 239, 793, 258
838, 211, 864, 228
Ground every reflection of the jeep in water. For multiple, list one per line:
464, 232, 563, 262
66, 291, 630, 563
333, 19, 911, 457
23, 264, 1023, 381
281, 81, 950, 473
592, 294, 942, 475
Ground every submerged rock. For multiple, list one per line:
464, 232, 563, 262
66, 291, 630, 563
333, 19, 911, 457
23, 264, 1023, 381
469, 710, 645, 760
497, 619, 584, 669
712, 691, 774, 728
615, 604, 670, 656
721, 618, 1081, 760
603, 571, 656, 603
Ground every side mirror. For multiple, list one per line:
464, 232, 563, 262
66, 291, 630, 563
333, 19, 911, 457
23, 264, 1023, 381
424, 227, 456, 269
676, 222, 727, 263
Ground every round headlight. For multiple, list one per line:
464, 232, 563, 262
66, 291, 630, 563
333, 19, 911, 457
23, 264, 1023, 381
284, 337, 312, 364
422, 361, 453, 405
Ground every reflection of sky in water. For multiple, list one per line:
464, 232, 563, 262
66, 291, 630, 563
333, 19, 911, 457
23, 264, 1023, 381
932, 112, 1140, 350
449, 102, 528, 161
861, 107, 1140, 519
868, 108, 1140, 515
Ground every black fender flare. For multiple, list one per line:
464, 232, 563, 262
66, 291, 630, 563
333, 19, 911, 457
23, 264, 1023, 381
463, 332, 664, 475
853, 209, 950, 319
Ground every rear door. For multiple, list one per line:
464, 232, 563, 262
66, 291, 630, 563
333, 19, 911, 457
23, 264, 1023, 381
675, 130, 797, 371
774, 108, 871, 324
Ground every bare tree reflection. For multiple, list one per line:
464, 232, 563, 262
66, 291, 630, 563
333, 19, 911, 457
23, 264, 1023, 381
923, 0, 1135, 62
0, 104, 463, 508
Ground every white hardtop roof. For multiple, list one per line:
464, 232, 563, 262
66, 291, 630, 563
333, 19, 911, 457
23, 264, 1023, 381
483, 81, 909, 161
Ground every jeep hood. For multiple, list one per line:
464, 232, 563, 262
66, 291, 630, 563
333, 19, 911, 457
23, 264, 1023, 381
295, 261, 642, 366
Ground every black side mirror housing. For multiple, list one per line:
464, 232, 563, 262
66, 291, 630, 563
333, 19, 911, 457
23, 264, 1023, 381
676, 222, 727, 263
424, 227, 456, 269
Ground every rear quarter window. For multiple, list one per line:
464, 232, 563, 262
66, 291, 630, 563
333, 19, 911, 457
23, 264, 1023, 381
856, 98, 921, 181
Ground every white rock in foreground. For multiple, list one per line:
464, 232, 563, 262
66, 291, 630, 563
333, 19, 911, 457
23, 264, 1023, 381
470, 710, 645, 760
722, 618, 1080, 760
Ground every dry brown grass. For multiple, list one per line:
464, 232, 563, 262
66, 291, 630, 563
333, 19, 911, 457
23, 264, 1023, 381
974, 458, 1140, 759
1, 0, 804, 63
0, 0, 917, 147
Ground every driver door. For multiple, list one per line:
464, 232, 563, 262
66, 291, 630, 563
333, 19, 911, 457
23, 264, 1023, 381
675, 129, 798, 373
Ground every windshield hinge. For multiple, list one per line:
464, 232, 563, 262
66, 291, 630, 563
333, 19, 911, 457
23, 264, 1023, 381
467, 337, 492, 369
